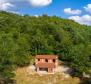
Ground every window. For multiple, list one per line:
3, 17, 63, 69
53, 59, 55, 63
38, 59, 40, 61
45, 59, 48, 62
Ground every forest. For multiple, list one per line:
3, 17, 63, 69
0, 11, 91, 81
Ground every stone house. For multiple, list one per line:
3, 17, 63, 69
35, 55, 58, 73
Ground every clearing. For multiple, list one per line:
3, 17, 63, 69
14, 65, 80, 84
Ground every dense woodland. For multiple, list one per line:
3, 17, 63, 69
0, 11, 91, 80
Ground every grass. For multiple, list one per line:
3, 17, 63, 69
14, 67, 80, 84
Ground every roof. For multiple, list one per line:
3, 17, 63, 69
36, 62, 55, 68
35, 55, 58, 59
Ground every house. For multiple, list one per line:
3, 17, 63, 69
35, 55, 58, 73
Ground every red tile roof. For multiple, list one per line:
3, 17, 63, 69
35, 55, 58, 59
36, 62, 55, 68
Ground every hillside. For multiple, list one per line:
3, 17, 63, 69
0, 11, 91, 82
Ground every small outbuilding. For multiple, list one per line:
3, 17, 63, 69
35, 55, 58, 73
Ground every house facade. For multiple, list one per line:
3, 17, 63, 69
35, 55, 58, 73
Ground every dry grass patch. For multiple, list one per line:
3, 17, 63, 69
14, 67, 80, 84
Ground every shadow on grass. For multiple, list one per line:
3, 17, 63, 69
0, 79, 16, 84
67, 69, 91, 84
80, 77, 91, 84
